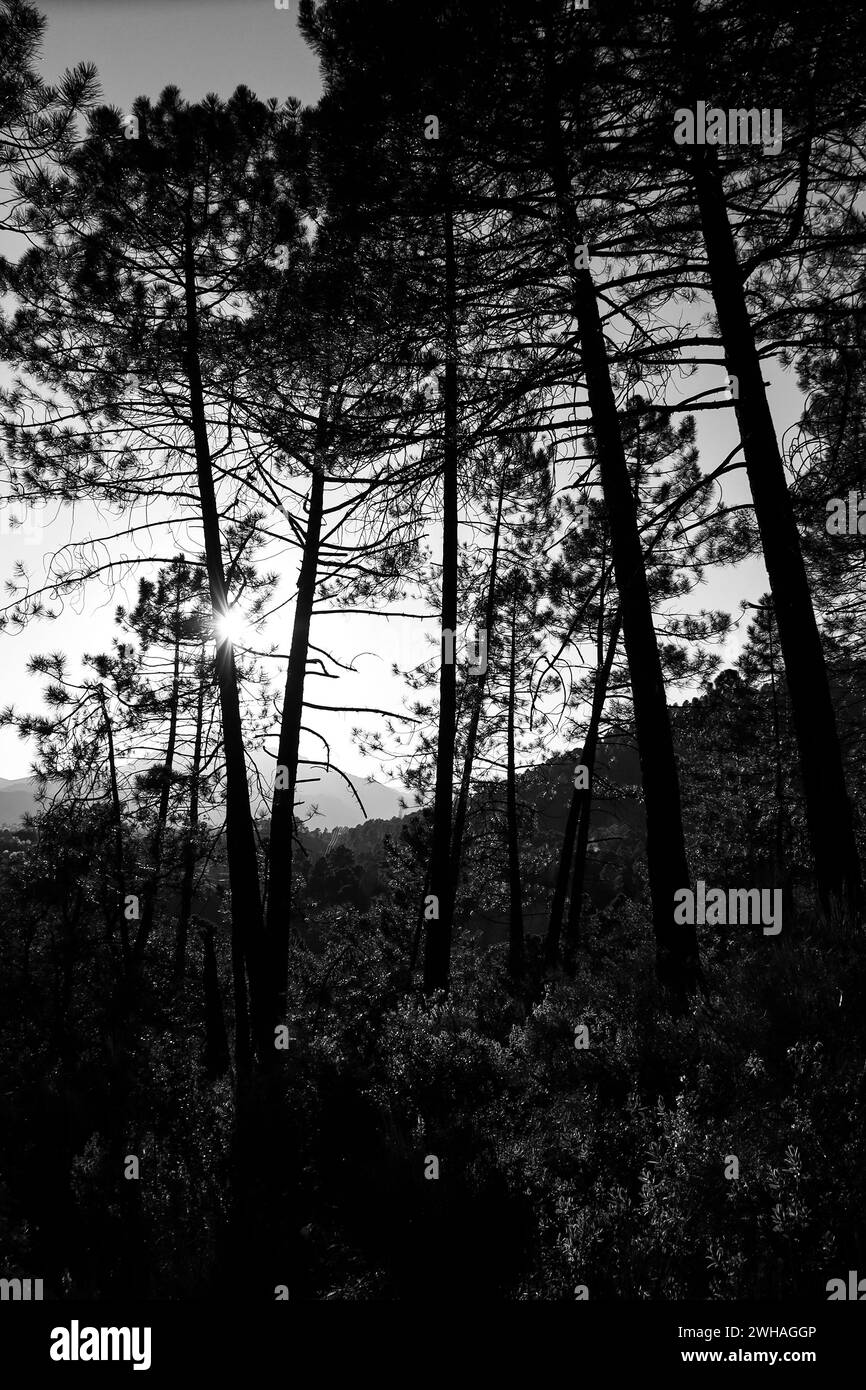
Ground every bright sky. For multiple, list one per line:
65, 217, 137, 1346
0, 0, 788, 789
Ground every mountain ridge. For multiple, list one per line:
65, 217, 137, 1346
0, 769, 409, 830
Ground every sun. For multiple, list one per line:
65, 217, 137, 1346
214, 607, 247, 647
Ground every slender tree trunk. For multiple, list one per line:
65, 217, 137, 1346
266, 404, 328, 1023
201, 921, 231, 1080
767, 620, 785, 881
183, 210, 267, 1067
176, 644, 206, 979
545, 549, 609, 967
135, 574, 182, 961
541, 41, 699, 993
765, 618, 796, 922
563, 609, 624, 968
98, 694, 146, 1290
545, 784, 582, 968
689, 146, 860, 919
450, 472, 505, 889
546, 604, 622, 968
505, 585, 525, 978
424, 196, 460, 995
408, 865, 430, 978
99, 688, 129, 968
564, 758, 601, 970
563, 782, 595, 968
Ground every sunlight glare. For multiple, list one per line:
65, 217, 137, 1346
214, 608, 246, 647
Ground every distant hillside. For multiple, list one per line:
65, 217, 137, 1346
316, 734, 647, 884
0, 777, 41, 826
0, 767, 409, 833
286, 733, 649, 944
289, 769, 410, 829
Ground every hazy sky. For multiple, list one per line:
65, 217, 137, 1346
0, 0, 788, 790
39, 0, 324, 110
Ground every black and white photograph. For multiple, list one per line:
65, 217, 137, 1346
0, 0, 864, 1370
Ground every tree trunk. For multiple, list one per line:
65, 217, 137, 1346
563, 608, 624, 968
266, 407, 327, 1024
135, 571, 182, 961
546, 604, 622, 968
183, 210, 267, 1067
424, 197, 460, 995
176, 643, 206, 979
545, 784, 582, 970
541, 39, 699, 993
408, 865, 430, 978
505, 584, 525, 978
450, 472, 505, 892
99, 687, 129, 969
690, 146, 861, 919
200, 921, 231, 1080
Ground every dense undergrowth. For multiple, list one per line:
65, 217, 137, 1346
3, 856, 863, 1300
